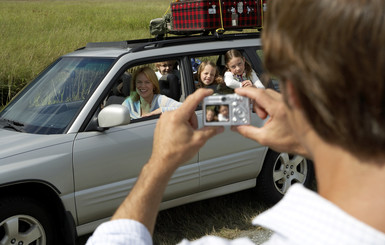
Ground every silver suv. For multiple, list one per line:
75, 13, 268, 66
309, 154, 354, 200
0, 33, 313, 245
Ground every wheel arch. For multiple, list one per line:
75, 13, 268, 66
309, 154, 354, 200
0, 180, 77, 244
256, 149, 316, 205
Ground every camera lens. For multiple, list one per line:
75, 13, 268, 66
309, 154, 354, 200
221, 97, 227, 102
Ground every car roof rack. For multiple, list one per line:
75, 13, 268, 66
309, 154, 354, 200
85, 41, 130, 49
129, 32, 261, 52
81, 32, 261, 52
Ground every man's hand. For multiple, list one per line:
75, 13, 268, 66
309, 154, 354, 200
111, 89, 223, 234
231, 87, 309, 157
150, 88, 224, 171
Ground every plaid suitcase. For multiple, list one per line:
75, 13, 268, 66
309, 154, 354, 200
171, 0, 262, 32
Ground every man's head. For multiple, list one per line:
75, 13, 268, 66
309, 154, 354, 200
262, 0, 385, 161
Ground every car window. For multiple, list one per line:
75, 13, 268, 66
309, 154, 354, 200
256, 49, 263, 62
190, 52, 258, 95
103, 60, 183, 123
0, 57, 114, 134
254, 49, 280, 91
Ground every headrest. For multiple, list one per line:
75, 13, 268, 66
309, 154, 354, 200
113, 72, 131, 97
159, 74, 181, 101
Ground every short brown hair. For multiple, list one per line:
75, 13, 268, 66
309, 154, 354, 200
263, 0, 385, 161
130, 67, 160, 102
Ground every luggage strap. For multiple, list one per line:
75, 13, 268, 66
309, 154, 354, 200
216, 0, 225, 33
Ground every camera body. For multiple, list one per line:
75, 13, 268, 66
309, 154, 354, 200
203, 94, 251, 126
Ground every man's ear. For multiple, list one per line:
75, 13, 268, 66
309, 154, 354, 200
285, 80, 302, 109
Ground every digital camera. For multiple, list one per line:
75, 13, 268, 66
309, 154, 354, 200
203, 94, 251, 126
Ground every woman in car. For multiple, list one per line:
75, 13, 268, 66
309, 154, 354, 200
122, 67, 181, 119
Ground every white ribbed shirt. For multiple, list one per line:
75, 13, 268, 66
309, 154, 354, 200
86, 184, 385, 245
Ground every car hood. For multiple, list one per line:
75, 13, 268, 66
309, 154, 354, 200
0, 129, 75, 161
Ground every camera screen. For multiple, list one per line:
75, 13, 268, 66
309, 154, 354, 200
205, 104, 230, 123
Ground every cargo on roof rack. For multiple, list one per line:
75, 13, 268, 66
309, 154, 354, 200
150, 0, 264, 37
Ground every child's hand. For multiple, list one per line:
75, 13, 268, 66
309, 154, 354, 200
241, 80, 253, 87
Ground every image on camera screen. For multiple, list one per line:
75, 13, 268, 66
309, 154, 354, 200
205, 104, 230, 123
203, 94, 250, 126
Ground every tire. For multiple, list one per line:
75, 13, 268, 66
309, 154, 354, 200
256, 150, 315, 205
0, 195, 55, 245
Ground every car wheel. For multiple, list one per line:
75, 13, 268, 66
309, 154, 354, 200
0, 195, 55, 245
256, 150, 315, 205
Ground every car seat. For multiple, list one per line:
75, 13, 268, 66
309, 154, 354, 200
158, 74, 181, 101
105, 72, 131, 106
216, 55, 227, 76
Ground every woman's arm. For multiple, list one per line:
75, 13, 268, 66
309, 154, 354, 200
158, 95, 182, 112
142, 108, 162, 117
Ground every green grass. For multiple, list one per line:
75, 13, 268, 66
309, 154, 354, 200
0, 0, 170, 105
153, 189, 270, 244
77, 188, 271, 245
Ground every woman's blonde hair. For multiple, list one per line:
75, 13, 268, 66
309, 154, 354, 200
130, 67, 160, 102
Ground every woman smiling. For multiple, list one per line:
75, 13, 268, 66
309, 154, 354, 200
122, 67, 181, 119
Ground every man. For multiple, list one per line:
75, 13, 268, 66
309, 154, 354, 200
87, 0, 385, 244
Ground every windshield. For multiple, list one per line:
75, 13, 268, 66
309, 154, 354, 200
0, 57, 114, 134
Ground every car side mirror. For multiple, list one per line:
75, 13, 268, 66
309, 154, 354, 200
98, 104, 131, 128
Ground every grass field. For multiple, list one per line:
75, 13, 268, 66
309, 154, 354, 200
153, 189, 270, 244
0, 0, 170, 105
1, 0, 272, 243
76, 189, 271, 245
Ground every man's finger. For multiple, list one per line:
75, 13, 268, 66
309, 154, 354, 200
177, 89, 213, 119
188, 111, 199, 130
194, 126, 224, 147
235, 87, 278, 108
231, 125, 265, 143
235, 87, 281, 119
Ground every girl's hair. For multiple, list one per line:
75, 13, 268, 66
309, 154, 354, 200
196, 61, 223, 88
130, 66, 160, 102
224, 49, 253, 78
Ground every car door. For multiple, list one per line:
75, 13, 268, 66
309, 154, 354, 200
181, 52, 267, 192
72, 66, 199, 225
196, 110, 266, 191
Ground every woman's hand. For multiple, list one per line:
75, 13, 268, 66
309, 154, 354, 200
142, 108, 162, 117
